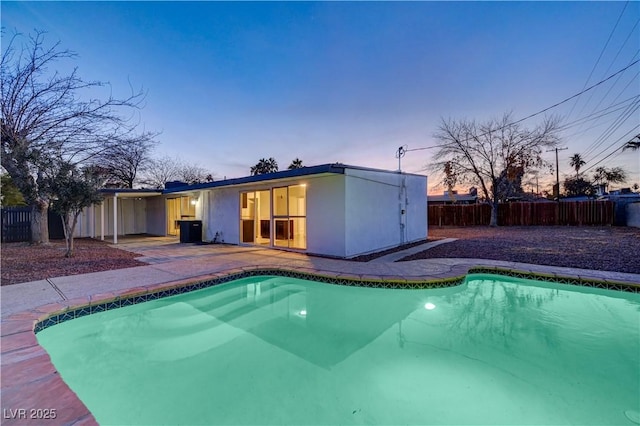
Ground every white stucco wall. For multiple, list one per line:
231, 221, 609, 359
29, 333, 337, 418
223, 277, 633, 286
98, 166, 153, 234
404, 173, 428, 242
146, 196, 166, 236
306, 174, 346, 257
68, 204, 92, 238
181, 168, 425, 257
344, 169, 427, 257
98, 197, 148, 236
70, 197, 151, 238
206, 187, 241, 244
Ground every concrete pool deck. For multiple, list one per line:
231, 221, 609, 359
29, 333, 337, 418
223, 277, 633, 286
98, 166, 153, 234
2, 240, 640, 425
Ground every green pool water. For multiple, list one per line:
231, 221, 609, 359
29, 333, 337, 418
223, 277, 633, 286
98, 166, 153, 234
37, 274, 640, 425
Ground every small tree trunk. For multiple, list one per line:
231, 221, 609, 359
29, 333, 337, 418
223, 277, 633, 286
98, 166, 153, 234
64, 213, 80, 258
66, 235, 75, 258
30, 199, 50, 244
489, 200, 499, 227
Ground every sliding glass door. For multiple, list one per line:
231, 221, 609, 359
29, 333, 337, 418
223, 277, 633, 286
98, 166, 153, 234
240, 184, 306, 250
273, 185, 306, 249
240, 190, 271, 246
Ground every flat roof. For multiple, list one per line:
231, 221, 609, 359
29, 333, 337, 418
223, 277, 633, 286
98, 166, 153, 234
162, 163, 425, 194
100, 189, 163, 197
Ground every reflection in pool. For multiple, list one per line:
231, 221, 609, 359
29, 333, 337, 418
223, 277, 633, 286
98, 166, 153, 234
37, 274, 640, 425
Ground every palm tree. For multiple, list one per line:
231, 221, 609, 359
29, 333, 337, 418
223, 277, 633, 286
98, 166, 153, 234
623, 134, 640, 151
569, 153, 586, 179
593, 166, 627, 194
288, 158, 303, 170
250, 158, 279, 176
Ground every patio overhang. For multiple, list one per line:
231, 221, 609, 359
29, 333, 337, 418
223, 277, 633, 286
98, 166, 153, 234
98, 189, 164, 244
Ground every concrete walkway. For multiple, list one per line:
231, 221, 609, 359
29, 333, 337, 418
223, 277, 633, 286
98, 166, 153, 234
1, 240, 639, 426
369, 238, 458, 262
2, 241, 639, 319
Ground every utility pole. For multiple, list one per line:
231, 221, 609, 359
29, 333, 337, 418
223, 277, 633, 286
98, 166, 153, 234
547, 147, 568, 201
396, 146, 406, 172
395, 145, 439, 173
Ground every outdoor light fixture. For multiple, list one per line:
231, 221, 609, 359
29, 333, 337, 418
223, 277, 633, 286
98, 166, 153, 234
190, 200, 196, 205
299, 309, 307, 317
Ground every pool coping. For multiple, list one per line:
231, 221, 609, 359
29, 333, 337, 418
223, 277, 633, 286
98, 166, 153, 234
1, 265, 639, 426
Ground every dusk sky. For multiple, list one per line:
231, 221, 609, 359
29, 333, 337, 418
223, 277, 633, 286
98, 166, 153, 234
2, 1, 639, 193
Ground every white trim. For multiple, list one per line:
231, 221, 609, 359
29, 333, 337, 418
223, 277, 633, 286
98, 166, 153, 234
100, 201, 105, 241
113, 193, 118, 244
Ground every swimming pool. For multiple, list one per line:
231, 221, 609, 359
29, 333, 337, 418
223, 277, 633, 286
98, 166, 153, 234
36, 274, 640, 425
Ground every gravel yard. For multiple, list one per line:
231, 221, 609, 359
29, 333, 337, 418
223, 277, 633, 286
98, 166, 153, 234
1, 238, 145, 286
2, 226, 639, 286
402, 226, 640, 274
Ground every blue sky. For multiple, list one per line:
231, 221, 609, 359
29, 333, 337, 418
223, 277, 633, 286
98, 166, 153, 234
2, 1, 639, 193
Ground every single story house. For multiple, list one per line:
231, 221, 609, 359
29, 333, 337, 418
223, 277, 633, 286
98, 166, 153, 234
72, 164, 428, 258
427, 190, 477, 205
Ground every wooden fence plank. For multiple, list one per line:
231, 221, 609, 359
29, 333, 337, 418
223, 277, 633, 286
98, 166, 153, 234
428, 201, 615, 227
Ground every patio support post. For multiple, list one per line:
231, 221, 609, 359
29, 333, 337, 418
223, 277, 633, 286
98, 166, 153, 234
90, 204, 95, 238
100, 201, 105, 241
113, 193, 118, 244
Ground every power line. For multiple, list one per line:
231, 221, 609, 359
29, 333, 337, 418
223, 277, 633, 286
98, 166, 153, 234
438, 60, 640, 146
572, 18, 639, 124
566, 0, 630, 121
573, 49, 640, 136
510, 58, 639, 127
399, 60, 639, 172
583, 96, 640, 159
558, 94, 639, 134
581, 124, 640, 174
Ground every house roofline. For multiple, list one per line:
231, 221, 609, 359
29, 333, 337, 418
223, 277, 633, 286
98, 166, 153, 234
100, 189, 163, 197
162, 163, 425, 194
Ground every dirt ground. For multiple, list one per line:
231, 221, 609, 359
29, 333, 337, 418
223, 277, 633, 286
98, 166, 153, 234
403, 226, 640, 274
1, 238, 145, 286
2, 226, 639, 286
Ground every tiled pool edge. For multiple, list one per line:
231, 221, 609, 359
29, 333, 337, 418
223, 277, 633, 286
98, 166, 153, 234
2, 266, 638, 426
32, 266, 640, 334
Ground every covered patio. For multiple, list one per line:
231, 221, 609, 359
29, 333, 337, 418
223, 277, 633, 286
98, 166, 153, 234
91, 189, 164, 244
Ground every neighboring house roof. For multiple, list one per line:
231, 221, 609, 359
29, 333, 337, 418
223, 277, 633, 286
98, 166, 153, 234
427, 194, 477, 203
162, 163, 424, 194
560, 196, 594, 202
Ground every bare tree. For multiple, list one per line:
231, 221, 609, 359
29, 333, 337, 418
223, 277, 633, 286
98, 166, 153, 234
177, 163, 214, 185
142, 156, 214, 188
442, 161, 457, 202
142, 156, 179, 188
97, 132, 158, 188
1, 30, 149, 243
431, 113, 561, 226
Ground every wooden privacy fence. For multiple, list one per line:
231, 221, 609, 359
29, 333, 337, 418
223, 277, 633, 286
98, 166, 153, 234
429, 204, 491, 226
1, 207, 65, 243
429, 201, 615, 227
1, 207, 31, 243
